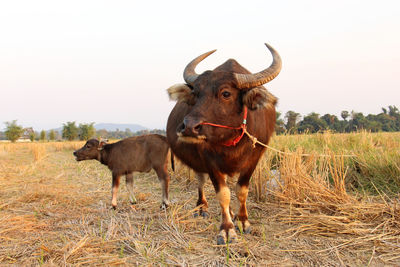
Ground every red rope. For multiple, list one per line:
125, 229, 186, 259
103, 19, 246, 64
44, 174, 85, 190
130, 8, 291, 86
200, 107, 248, 146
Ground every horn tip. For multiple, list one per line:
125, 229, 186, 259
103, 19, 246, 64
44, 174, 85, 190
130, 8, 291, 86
264, 43, 273, 49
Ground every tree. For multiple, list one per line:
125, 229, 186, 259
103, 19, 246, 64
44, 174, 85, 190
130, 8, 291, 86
321, 114, 338, 126
125, 128, 133, 137
275, 111, 285, 135
349, 111, 368, 131
335, 120, 349, 133
23, 127, 35, 142
341, 111, 350, 121
285, 111, 300, 133
29, 132, 36, 142
298, 112, 328, 133
388, 105, 399, 117
4, 120, 24, 142
321, 113, 340, 131
40, 130, 46, 141
49, 130, 56, 141
376, 106, 400, 131
372, 113, 395, 132
96, 129, 109, 139
78, 123, 96, 140
366, 119, 382, 132
62, 121, 79, 141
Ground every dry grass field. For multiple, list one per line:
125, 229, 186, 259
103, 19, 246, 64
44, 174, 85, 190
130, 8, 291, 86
1, 132, 399, 266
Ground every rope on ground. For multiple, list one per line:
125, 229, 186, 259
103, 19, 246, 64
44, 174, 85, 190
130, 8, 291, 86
243, 129, 357, 158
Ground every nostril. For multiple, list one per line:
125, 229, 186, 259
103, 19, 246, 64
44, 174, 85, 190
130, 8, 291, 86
181, 117, 202, 136
73, 151, 77, 156
194, 124, 202, 133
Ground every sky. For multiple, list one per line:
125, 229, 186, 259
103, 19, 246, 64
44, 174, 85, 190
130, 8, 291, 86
1, 0, 399, 131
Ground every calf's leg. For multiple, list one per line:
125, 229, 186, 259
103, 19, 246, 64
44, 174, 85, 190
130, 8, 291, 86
111, 173, 121, 209
154, 165, 170, 209
125, 173, 137, 204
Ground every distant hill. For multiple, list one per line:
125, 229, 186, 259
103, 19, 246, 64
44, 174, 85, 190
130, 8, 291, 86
94, 123, 147, 132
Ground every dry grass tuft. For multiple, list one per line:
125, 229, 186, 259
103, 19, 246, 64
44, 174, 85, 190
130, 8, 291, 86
275, 150, 351, 204
30, 144, 47, 162
248, 133, 400, 265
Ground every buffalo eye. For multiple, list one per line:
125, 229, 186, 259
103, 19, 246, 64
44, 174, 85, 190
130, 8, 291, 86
221, 91, 231, 99
86, 144, 92, 148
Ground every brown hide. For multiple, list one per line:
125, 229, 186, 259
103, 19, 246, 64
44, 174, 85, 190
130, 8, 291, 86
99, 135, 169, 176
167, 59, 277, 176
166, 44, 280, 244
74, 134, 171, 208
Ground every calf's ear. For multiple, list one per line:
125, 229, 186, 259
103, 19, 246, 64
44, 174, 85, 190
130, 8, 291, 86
242, 87, 277, 110
98, 139, 108, 151
167, 84, 195, 105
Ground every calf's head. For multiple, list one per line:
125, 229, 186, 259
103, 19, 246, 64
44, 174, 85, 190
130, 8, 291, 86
73, 139, 108, 161
168, 43, 280, 145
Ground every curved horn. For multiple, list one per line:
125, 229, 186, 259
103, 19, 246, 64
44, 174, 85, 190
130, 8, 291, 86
234, 43, 282, 89
183, 49, 216, 85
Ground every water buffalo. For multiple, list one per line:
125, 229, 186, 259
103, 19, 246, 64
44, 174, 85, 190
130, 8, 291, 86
73, 134, 173, 209
166, 43, 281, 244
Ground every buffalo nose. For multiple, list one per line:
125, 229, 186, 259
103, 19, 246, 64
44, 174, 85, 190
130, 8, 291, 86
73, 151, 77, 156
181, 117, 202, 137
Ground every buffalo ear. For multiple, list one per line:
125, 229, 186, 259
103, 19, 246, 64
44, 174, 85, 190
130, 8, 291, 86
242, 87, 277, 110
167, 84, 195, 105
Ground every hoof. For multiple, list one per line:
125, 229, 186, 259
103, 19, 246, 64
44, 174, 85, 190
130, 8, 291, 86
236, 220, 251, 234
194, 211, 209, 218
236, 225, 251, 234
216, 229, 237, 245
111, 205, 117, 210
216, 235, 236, 245
160, 203, 169, 210
201, 211, 209, 218
217, 235, 226, 245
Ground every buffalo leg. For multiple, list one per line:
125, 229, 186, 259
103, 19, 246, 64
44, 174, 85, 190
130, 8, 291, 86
125, 173, 137, 204
154, 165, 170, 209
235, 168, 255, 234
235, 183, 251, 233
111, 173, 121, 209
195, 172, 209, 218
209, 171, 237, 245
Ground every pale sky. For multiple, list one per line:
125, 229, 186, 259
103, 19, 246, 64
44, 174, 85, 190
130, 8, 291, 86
1, 0, 399, 131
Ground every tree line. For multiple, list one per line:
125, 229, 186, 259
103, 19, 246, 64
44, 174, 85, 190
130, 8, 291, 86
276, 105, 400, 134
61, 121, 166, 140
1, 121, 166, 142
2, 105, 399, 142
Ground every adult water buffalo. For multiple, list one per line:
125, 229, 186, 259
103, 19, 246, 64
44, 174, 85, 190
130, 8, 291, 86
166, 43, 281, 244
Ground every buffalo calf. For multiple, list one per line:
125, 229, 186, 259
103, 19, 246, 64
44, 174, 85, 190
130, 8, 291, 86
73, 134, 172, 209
